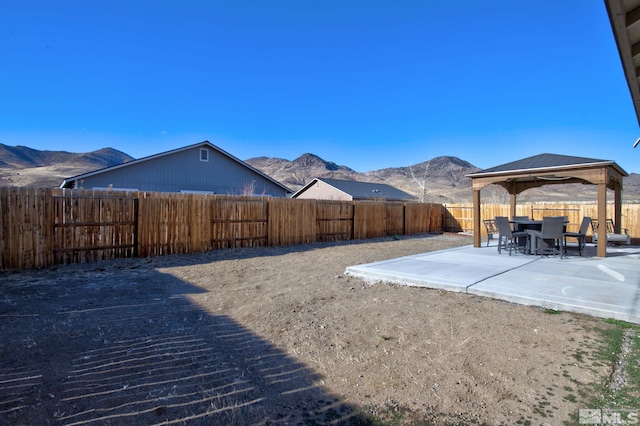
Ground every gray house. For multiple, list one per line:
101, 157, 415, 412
60, 141, 292, 197
292, 178, 414, 201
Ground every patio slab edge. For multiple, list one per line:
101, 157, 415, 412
343, 266, 470, 293
466, 286, 640, 324
344, 244, 640, 325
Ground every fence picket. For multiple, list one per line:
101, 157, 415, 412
444, 202, 639, 243
2, 187, 443, 270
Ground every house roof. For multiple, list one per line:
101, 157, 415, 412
293, 178, 414, 201
605, 0, 640, 124
60, 141, 292, 193
467, 153, 628, 177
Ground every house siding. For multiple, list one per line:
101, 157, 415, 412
72, 145, 289, 196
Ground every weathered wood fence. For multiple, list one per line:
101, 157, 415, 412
443, 202, 640, 244
0, 188, 442, 270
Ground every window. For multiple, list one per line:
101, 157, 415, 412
200, 148, 209, 162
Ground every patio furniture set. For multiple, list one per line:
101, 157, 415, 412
483, 216, 630, 258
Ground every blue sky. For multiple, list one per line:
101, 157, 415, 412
1, 1, 639, 173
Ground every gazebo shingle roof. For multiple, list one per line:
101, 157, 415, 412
471, 153, 616, 175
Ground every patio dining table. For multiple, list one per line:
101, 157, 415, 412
510, 219, 542, 232
509, 218, 568, 254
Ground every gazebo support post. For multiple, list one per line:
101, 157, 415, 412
614, 184, 623, 234
509, 193, 517, 219
597, 183, 607, 258
473, 189, 481, 248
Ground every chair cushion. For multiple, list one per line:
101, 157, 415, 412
606, 234, 629, 243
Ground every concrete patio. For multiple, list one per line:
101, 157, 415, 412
345, 241, 640, 324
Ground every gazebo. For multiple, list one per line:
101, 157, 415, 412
466, 153, 628, 257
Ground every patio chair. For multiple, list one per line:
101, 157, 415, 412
483, 219, 498, 247
510, 216, 530, 232
495, 216, 529, 255
563, 216, 591, 256
590, 219, 630, 245
530, 216, 565, 258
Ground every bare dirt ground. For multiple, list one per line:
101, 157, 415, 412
0, 233, 616, 425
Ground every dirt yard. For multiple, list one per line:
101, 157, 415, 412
0, 233, 616, 425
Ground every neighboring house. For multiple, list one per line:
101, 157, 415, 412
60, 141, 292, 197
291, 178, 414, 201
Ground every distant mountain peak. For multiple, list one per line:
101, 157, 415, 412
291, 153, 355, 172
0, 143, 134, 188
421, 156, 475, 168
245, 153, 358, 188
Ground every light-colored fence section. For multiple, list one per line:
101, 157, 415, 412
268, 198, 317, 247
353, 202, 385, 240
406, 202, 441, 235
444, 202, 639, 241
385, 202, 405, 237
138, 191, 216, 257
0, 187, 443, 270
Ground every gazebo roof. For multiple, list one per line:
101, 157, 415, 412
467, 153, 628, 177
466, 153, 627, 193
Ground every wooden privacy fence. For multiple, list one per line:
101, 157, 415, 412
443, 202, 640, 243
0, 187, 443, 270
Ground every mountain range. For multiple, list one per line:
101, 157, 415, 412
1, 143, 639, 203
244, 153, 479, 202
0, 143, 134, 189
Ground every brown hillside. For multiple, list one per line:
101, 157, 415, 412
0, 144, 133, 188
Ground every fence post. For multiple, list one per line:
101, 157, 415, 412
351, 201, 356, 240
265, 198, 269, 246
403, 203, 407, 235
133, 197, 139, 258
43, 188, 54, 268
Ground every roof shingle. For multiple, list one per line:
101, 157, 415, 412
471, 153, 615, 175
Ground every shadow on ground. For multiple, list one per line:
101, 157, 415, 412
0, 259, 369, 425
